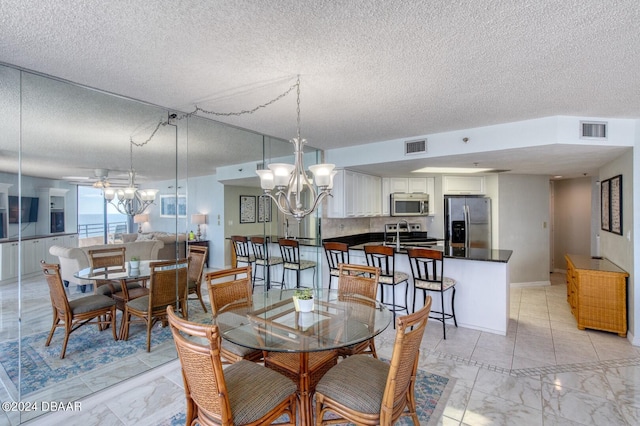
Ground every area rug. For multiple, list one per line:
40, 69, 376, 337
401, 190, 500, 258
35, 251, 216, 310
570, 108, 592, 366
161, 368, 453, 425
0, 310, 212, 396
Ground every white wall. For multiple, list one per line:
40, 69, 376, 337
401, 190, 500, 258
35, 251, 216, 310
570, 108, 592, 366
552, 177, 592, 268
599, 151, 635, 339
498, 174, 550, 284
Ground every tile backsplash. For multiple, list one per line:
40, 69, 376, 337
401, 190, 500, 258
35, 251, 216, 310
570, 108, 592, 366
322, 216, 429, 238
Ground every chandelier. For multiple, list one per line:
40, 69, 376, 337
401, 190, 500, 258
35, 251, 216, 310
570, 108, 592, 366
256, 77, 336, 221
103, 143, 158, 216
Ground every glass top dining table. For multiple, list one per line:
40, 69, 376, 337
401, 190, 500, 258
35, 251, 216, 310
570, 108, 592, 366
215, 287, 392, 426
215, 288, 392, 353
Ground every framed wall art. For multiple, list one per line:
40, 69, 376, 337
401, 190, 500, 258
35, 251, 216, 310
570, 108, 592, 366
257, 195, 272, 223
160, 194, 187, 218
600, 175, 622, 235
239, 195, 256, 223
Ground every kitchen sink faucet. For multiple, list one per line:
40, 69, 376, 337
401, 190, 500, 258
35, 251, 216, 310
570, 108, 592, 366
396, 219, 409, 251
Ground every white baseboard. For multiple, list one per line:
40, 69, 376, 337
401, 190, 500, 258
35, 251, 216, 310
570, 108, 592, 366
510, 280, 551, 288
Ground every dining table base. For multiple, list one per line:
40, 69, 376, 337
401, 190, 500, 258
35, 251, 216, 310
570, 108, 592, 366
264, 350, 337, 426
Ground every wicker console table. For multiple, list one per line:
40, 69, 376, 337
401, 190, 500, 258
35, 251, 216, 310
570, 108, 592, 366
565, 254, 629, 337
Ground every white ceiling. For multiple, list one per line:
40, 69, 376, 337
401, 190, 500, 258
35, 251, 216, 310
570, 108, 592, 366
1, 0, 638, 181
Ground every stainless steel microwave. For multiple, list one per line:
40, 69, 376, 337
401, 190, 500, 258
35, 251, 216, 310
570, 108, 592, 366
390, 193, 429, 216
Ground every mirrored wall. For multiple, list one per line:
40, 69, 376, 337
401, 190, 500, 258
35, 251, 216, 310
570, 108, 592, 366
0, 63, 321, 423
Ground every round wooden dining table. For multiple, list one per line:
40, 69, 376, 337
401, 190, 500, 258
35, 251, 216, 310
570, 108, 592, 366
215, 288, 392, 426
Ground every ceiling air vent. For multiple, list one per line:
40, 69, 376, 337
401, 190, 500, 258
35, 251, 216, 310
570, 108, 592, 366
405, 139, 426, 155
580, 121, 607, 140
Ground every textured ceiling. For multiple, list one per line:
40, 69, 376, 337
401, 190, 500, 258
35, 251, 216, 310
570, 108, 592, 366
1, 0, 638, 180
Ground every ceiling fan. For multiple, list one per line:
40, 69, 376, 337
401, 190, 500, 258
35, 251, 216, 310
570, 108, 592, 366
65, 168, 130, 188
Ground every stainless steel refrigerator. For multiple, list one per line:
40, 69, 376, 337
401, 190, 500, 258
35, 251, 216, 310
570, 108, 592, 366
444, 195, 491, 249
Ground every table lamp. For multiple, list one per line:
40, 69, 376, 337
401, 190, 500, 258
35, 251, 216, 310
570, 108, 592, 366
191, 213, 207, 240
133, 213, 149, 233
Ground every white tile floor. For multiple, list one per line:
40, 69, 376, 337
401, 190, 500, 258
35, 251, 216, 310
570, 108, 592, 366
6, 271, 640, 425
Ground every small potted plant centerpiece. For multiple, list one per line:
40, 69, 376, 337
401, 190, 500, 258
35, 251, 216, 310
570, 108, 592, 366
129, 256, 140, 269
293, 288, 314, 313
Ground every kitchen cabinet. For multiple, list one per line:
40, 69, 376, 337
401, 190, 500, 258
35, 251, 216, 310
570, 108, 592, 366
22, 238, 45, 275
327, 169, 381, 218
381, 177, 435, 215
443, 175, 485, 195
37, 188, 69, 235
0, 184, 10, 240
0, 241, 20, 280
565, 254, 628, 337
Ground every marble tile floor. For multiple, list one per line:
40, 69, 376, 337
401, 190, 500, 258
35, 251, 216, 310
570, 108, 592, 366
4, 271, 640, 425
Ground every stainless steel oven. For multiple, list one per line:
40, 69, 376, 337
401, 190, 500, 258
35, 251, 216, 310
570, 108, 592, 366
390, 193, 429, 216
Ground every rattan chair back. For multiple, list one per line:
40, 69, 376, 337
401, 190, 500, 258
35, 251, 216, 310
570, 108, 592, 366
205, 266, 253, 316
337, 263, 380, 300
381, 296, 432, 424
88, 247, 126, 274
187, 245, 208, 311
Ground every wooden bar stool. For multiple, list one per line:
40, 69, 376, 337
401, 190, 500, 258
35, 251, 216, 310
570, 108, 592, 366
407, 247, 457, 339
322, 241, 350, 291
364, 245, 409, 327
278, 238, 317, 289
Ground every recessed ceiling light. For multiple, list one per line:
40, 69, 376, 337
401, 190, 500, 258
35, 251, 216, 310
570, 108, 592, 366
411, 167, 492, 174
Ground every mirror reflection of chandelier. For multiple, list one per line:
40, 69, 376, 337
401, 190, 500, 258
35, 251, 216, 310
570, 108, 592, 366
256, 77, 336, 221
103, 143, 158, 216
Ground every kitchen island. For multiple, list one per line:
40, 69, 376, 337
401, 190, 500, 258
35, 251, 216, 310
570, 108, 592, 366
328, 234, 513, 336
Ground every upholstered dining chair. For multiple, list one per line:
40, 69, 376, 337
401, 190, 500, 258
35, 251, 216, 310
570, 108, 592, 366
335, 263, 381, 358
41, 261, 117, 359
166, 305, 297, 426
187, 244, 208, 312
205, 266, 263, 364
122, 258, 189, 352
250, 236, 283, 291
315, 296, 433, 426
322, 241, 350, 291
407, 247, 457, 339
364, 244, 410, 327
278, 238, 317, 289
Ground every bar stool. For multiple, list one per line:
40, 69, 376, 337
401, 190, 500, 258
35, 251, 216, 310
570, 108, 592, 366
250, 236, 283, 291
364, 245, 409, 326
407, 247, 457, 339
230, 235, 255, 273
322, 241, 350, 291
278, 238, 317, 289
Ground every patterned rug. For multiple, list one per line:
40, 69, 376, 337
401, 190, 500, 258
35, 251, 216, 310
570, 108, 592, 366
0, 310, 212, 396
161, 368, 452, 425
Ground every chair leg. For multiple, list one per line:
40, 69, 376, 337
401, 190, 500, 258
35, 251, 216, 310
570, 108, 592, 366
451, 287, 458, 327
146, 317, 153, 352
60, 324, 71, 359
45, 313, 59, 347
198, 287, 207, 312
441, 289, 446, 340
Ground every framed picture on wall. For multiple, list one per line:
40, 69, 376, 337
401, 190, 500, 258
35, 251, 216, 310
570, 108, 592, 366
600, 175, 622, 235
160, 195, 187, 218
239, 195, 256, 223
257, 195, 272, 223
609, 174, 623, 235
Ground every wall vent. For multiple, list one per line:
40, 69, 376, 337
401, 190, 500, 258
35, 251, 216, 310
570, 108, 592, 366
405, 139, 426, 155
580, 121, 607, 140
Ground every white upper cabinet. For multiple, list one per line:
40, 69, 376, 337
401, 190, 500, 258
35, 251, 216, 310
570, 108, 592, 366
443, 175, 486, 195
381, 177, 435, 215
327, 169, 381, 218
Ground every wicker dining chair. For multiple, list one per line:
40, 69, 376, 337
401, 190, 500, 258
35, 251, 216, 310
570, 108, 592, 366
205, 266, 263, 364
89, 247, 146, 308
41, 261, 117, 359
187, 245, 208, 312
122, 258, 189, 352
335, 263, 381, 359
166, 305, 297, 426
315, 296, 433, 426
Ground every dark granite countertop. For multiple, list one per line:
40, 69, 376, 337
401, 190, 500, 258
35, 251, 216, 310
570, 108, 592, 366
324, 232, 512, 263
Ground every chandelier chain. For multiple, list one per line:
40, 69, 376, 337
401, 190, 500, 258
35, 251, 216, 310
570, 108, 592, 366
130, 78, 300, 147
